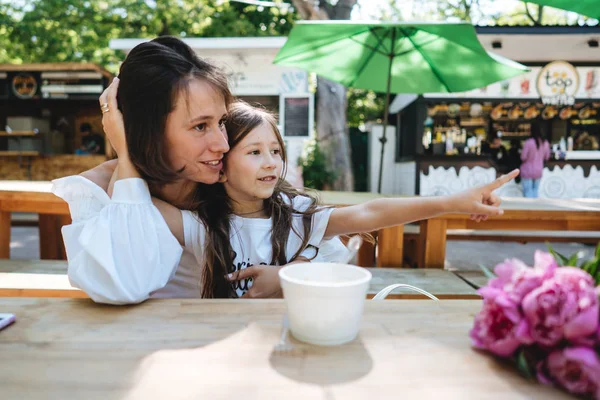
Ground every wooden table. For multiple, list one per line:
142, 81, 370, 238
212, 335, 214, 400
1, 185, 403, 265
454, 270, 489, 290
0, 298, 570, 400
420, 197, 600, 268
0, 180, 70, 260
0, 261, 479, 299
319, 190, 404, 268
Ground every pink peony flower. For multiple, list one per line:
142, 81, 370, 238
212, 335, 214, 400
537, 347, 600, 398
480, 251, 557, 304
523, 267, 599, 347
470, 290, 531, 357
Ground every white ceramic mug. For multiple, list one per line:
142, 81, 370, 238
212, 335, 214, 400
279, 262, 372, 346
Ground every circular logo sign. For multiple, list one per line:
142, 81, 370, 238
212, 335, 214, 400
537, 61, 579, 106
11, 73, 38, 99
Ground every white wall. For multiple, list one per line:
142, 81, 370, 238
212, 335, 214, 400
284, 137, 307, 188
368, 124, 416, 195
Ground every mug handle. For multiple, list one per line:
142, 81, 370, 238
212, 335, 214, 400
372, 284, 439, 301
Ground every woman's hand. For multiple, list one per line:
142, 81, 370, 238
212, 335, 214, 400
99, 78, 127, 158
227, 257, 310, 299
99, 77, 140, 180
447, 169, 519, 223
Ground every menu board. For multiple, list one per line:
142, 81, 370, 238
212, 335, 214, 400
0, 70, 105, 100
40, 71, 104, 100
283, 96, 311, 137
0, 72, 8, 99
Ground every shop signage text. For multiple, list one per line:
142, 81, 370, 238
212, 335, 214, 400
537, 61, 578, 106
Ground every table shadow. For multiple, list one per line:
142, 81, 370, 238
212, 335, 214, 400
269, 334, 373, 386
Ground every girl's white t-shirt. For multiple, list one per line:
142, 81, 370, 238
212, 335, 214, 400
182, 195, 340, 297
52, 176, 347, 304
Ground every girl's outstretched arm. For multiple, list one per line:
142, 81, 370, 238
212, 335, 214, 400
324, 169, 519, 238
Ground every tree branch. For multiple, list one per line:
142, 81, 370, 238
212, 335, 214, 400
461, 0, 471, 22
537, 5, 544, 25
524, 3, 543, 26
318, 0, 334, 17
290, 0, 328, 20
332, 0, 358, 19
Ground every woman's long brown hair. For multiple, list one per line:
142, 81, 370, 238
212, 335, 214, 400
190, 101, 323, 298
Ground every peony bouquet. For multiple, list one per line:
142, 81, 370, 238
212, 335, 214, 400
470, 244, 600, 399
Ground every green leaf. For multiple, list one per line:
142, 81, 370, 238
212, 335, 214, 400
516, 350, 534, 380
589, 259, 599, 278
566, 251, 585, 267
546, 243, 567, 267
581, 260, 595, 274
478, 264, 496, 279
595, 242, 600, 259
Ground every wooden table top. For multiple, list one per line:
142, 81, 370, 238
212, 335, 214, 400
317, 190, 396, 206
2, 181, 598, 212
499, 197, 600, 211
0, 180, 53, 193
317, 190, 600, 211
0, 262, 479, 299
454, 270, 489, 290
0, 181, 68, 214
0, 298, 570, 400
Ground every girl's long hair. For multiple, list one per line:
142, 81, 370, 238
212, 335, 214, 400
191, 101, 323, 298
531, 123, 548, 149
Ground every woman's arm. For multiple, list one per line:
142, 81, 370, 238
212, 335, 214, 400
80, 159, 118, 192
53, 177, 184, 305
100, 78, 185, 244
52, 79, 186, 305
324, 170, 519, 238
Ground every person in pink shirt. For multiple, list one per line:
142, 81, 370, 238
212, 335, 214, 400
520, 124, 551, 198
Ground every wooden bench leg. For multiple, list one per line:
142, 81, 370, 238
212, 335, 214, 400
58, 215, 71, 260
39, 215, 66, 260
377, 225, 404, 268
339, 234, 376, 267
0, 211, 10, 259
420, 219, 447, 269
357, 237, 376, 267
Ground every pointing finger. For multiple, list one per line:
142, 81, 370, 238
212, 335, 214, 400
487, 169, 520, 191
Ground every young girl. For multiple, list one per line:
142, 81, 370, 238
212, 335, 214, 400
158, 101, 519, 299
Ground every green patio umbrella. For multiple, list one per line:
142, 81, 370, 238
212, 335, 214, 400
274, 21, 529, 193
521, 0, 600, 20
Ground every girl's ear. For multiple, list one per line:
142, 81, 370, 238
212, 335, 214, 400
218, 170, 228, 183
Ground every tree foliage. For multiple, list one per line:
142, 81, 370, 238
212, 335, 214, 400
0, 0, 297, 69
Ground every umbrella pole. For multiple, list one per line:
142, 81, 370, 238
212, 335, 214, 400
377, 89, 391, 193
377, 34, 395, 194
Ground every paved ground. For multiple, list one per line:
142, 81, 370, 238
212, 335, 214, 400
10, 227, 40, 260
10, 226, 592, 270
444, 240, 590, 270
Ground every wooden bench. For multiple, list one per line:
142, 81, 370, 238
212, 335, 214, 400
0, 260, 85, 298
418, 198, 600, 268
0, 260, 479, 299
319, 190, 405, 268
404, 225, 600, 244
401, 224, 600, 268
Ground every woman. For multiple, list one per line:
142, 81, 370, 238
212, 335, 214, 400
53, 37, 322, 304
520, 124, 550, 198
